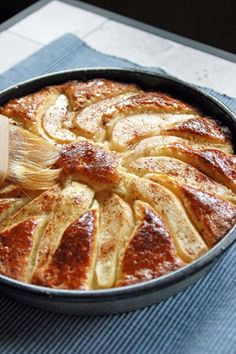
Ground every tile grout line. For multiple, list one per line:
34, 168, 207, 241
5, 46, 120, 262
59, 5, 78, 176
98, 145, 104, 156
7, 18, 109, 46
7, 29, 44, 46
76, 18, 109, 40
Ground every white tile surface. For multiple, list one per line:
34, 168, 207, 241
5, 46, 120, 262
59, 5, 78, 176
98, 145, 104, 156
1, 0, 236, 99
0, 31, 41, 74
83, 20, 180, 62
85, 21, 236, 98
9, 0, 107, 44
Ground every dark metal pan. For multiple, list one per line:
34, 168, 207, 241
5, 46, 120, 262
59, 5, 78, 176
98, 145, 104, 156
0, 68, 235, 315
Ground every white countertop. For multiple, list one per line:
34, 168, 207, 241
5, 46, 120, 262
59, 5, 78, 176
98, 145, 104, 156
0, 0, 236, 98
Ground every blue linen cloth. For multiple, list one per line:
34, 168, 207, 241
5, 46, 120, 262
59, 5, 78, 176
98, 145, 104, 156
0, 34, 236, 354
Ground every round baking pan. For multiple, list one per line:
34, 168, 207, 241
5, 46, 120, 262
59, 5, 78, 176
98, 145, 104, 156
0, 68, 235, 315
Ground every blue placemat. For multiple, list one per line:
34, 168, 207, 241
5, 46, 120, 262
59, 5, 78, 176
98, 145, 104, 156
0, 34, 236, 354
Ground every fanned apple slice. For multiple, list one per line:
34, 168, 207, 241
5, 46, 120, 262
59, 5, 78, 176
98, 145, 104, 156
116, 201, 185, 287
124, 136, 232, 166
64, 79, 140, 110
154, 145, 236, 193
102, 92, 199, 124
154, 175, 236, 247
110, 113, 197, 151
0, 216, 48, 282
56, 141, 121, 191
31, 182, 95, 286
129, 156, 236, 204
95, 192, 134, 288
124, 175, 207, 262
32, 201, 99, 290
0, 184, 61, 232
0, 86, 61, 138
160, 117, 232, 145
0, 198, 30, 224
124, 137, 236, 192
0, 182, 28, 198
42, 94, 76, 143
74, 92, 139, 141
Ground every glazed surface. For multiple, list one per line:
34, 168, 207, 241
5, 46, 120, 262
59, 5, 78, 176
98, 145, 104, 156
0, 78, 235, 289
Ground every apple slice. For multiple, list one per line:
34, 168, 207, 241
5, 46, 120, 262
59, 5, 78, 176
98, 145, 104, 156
32, 201, 99, 290
74, 92, 138, 141
42, 94, 76, 143
0, 86, 60, 139
0, 216, 48, 282
111, 113, 197, 151
31, 182, 94, 286
154, 175, 236, 247
64, 79, 140, 110
116, 200, 185, 286
0, 198, 30, 224
129, 156, 236, 204
124, 136, 232, 167
95, 192, 134, 288
102, 92, 199, 125
124, 175, 208, 262
125, 137, 236, 192
0, 184, 61, 232
160, 116, 231, 145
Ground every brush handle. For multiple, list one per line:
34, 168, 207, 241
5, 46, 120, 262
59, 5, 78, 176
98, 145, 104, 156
0, 115, 9, 185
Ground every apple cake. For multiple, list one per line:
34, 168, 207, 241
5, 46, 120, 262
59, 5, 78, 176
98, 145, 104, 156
0, 78, 235, 290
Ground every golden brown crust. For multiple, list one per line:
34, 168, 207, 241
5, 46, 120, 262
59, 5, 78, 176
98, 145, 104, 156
0, 182, 25, 198
30, 182, 95, 284
129, 156, 236, 203
124, 175, 208, 262
172, 145, 236, 193
0, 218, 38, 280
0, 200, 11, 214
116, 202, 184, 286
0, 86, 60, 133
0, 184, 61, 234
0, 198, 30, 224
152, 175, 236, 247
161, 117, 231, 144
64, 79, 140, 110
32, 210, 98, 289
56, 141, 121, 190
102, 92, 199, 124
126, 138, 235, 193
180, 185, 236, 247
0, 79, 139, 140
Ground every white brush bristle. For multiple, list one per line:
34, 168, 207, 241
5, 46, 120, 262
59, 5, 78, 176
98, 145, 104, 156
8, 125, 61, 190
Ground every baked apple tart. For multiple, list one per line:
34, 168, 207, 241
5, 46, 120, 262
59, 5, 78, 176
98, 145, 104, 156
0, 78, 235, 290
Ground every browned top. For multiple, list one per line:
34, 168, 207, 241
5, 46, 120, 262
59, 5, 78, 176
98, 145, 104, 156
0, 200, 11, 214
198, 149, 236, 182
0, 182, 24, 198
117, 203, 184, 286
171, 144, 236, 192
103, 92, 198, 123
180, 185, 236, 247
63, 79, 140, 110
0, 77, 235, 290
162, 117, 231, 143
0, 79, 139, 133
0, 218, 38, 280
0, 86, 59, 126
33, 210, 97, 289
56, 141, 121, 190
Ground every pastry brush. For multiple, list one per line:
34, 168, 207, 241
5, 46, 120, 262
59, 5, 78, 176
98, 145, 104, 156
0, 114, 61, 190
